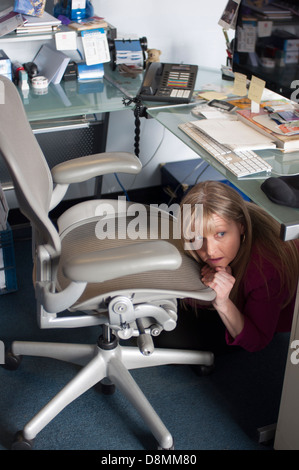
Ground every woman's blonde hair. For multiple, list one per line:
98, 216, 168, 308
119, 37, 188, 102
180, 181, 299, 306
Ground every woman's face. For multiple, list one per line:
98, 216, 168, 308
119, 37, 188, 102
195, 214, 244, 268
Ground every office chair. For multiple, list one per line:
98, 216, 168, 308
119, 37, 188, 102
0, 75, 215, 450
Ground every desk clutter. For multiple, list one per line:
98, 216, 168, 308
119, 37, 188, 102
0, 0, 123, 92
179, 86, 299, 183
0, 0, 155, 99
189, 96, 299, 154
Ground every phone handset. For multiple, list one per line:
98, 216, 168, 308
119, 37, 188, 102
140, 62, 163, 95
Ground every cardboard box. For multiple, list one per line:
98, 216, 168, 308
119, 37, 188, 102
77, 62, 104, 80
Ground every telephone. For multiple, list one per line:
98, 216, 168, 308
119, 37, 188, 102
138, 62, 198, 103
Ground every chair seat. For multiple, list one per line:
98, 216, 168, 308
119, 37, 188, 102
56, 206, 212, 311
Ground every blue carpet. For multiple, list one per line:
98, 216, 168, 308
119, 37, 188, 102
0, 236, 289, 452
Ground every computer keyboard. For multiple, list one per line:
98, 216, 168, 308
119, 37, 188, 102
179, 121, 272, 178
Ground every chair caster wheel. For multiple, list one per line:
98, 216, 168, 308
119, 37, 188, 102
98, 378, 115, 395
157, 442, 174, 450
2, 351, 22, 371
11, 431, 34, 450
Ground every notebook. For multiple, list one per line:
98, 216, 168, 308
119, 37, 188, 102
33, 44, 70, 85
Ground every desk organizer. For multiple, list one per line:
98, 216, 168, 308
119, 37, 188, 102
0, 224, 17, 295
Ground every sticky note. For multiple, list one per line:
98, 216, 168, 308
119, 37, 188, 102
248, 75, 266, 103
233, 72, 247, 96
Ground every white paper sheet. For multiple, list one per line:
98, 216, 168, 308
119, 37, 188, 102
192, 118, 276, 150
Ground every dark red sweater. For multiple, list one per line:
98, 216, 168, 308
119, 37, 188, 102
225, 244, 296, 352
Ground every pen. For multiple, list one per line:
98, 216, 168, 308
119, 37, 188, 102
222, 28, 230, 48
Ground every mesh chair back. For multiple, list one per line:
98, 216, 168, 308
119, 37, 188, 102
0, 76, 60, 254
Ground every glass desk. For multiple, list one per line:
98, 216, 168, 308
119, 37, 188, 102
1, 66, 143, 191
7, 62, 299, 240
147, 67, 299, 241
20, 65, 143, 123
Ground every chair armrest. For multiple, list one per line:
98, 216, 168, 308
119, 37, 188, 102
51, 152, 142, 184
63, 240, 182, 283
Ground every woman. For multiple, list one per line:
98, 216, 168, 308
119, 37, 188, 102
158, 181, 299, 354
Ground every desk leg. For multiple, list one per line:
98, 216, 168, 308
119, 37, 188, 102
274, 279, 299, 450
94, 112, 110, 198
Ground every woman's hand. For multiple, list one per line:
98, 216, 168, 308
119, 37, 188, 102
201, 265, 235, 308
201, 265, 244, 338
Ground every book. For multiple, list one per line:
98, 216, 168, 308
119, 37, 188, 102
0, 11, 24, 37
16, 25, 59, 34
68, 16, 108, 31
246, 3, 293, 20
15, 11, 61, 34
20, 11, 61, 27
236, 108, 299, 152
33, 44, 70, 85
13, 0, 46, 17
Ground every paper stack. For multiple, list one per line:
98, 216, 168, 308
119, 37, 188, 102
237, 108, 299, 152
16, 11, 61, 34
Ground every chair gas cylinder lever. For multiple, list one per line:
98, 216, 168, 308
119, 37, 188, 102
136, 319, 155, 356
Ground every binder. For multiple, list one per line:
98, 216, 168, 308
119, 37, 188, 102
33, 44, 70, 85
0, 11, 23, 37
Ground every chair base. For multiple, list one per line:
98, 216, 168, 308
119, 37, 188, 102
10, 331, 214, 450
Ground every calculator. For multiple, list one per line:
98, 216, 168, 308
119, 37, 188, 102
208, 99, 236, 112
